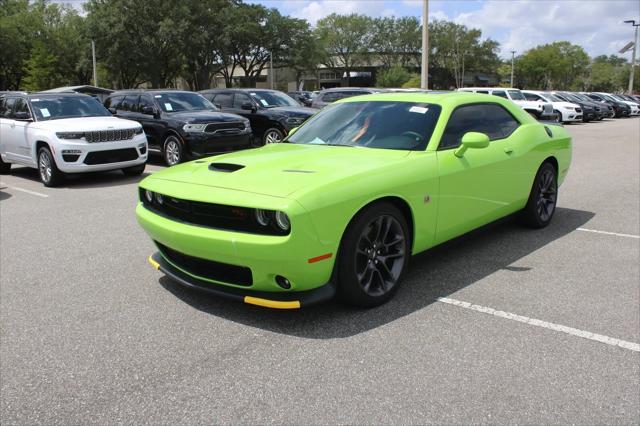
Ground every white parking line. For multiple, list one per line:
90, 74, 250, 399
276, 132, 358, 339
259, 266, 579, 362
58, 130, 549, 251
577, 228, 639, 239
0, 182, 48, 198
437, 297, 640, 353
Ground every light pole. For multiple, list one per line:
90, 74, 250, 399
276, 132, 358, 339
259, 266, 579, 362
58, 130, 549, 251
91, 39, 98, 87
270, 51, 274, 90
420, 0, 429, 90
624, 20, 639, 94
510, 50, 516, 87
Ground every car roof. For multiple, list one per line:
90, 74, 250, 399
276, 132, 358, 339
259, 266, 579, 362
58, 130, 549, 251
318, 87, 381, 93
331, 91, 509, 107
110, 89, 193, 95
200, 88, 281, 93
461, 87, 519, 91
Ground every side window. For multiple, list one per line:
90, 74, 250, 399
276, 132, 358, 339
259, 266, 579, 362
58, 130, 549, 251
476, 90, 489, 94
439, 104, 520, 150
232, 93, 251, 109
320, 92, 339, 103
523, 93, 540, 101
13, 98, 30, 118
138, 95, 155, 112
3, 98, 17, 118
120, 95, 139, 112
492, 91, 508, 99
105, 95, 124, 110
213, 93, 233, 108
0, 98, 6, 117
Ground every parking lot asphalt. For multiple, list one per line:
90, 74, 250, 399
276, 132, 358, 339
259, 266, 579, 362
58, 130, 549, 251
1, 118, 639, 424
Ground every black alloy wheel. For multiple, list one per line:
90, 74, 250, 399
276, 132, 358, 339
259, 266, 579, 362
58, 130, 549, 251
338, 202, 410, 307
520, 162, 557, 228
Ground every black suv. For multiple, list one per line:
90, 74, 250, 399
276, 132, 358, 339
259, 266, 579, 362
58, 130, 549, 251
104, 90, 252, 166
199, 89, 315, 145
583, 93, 630, 118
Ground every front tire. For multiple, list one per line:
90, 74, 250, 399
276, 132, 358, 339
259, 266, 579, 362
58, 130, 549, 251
163, 135, 184, 166
0, 156, 11, 174
262, 128, 284, 145
520, 162, 557, 228
554, 110, 563, 123
37, 147, 64, 187
337, 202, 410, 308
122, 163, 145, 176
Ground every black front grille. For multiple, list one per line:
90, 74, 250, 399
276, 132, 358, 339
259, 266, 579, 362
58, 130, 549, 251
575, 108, 582, 113
204, 122, 245, 133
85, 128, 137, 142
139, 189, 289, 236
84, 148, 139, 165
156, 242, 253, 286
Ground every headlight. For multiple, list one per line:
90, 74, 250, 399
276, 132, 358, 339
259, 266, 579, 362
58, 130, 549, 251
255, 209, 270, 226
56, 132, 85, 140
134, 127, 144, 134
183, 123, 206, 132
286, 117, 305, 125
275, 211, 290, 231
144, 189, 154, 203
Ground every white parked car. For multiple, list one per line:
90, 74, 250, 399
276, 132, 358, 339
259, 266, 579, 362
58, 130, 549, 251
458, 87, 555, 120
0, 93, 148, 186
522, 90, 583, 123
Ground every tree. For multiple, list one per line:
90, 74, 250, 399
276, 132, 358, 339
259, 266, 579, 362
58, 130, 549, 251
376, 65, 410, 87
370, 17, 421, 68
429, 20, 500, 88
315, 13, 373, 85
515, 42, 589, 90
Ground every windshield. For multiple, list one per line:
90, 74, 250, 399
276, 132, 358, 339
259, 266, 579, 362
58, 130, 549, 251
287, 101, 441, 151
154, 92, 216, 113
508, 90, 526, 101
249, 91, 299, 108
563, 93, 583, 103
543, 93, 563, 102
29, 96, 111, 121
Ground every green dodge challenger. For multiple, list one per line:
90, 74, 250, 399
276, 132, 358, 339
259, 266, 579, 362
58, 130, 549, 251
137, 92, 571, 309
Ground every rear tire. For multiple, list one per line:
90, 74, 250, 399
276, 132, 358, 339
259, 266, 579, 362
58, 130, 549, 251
337, 202, 410, 308
0, 156, 11, 174
122, 163, 145, 176
37, 147, 64, 187
519, 162, 557, 228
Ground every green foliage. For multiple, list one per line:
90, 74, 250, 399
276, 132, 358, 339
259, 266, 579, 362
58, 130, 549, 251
401, 74, 422, 89
376, 66, 410, 88
515, 41, 590, 90
316, 13, 373, 85
428, 20, 501, 88
370, 16, 421, 68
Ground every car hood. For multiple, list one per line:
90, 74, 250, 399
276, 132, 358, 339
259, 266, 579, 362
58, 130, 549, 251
512, 100, 548, 110
149, 143, 410, 198
264, 106, 316, 118
32, 116, 141, 131
552, 102, 580, 109
164, 110, 246, 123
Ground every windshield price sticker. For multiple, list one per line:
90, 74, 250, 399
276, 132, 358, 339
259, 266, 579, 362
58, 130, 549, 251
260, 99, 269, 106
155, 95, 162, 98
40, 108, 50, 117
164, 103, 173, 111
409, 106, 429, 114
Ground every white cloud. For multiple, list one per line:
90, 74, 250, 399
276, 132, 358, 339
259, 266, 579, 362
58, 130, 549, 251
453, 0, 640, 58
288, 0, 397, 25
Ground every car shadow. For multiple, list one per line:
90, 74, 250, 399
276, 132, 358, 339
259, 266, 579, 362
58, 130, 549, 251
0, 190, 12, 201
158, 207, 595, 339
7, 166, 152, 189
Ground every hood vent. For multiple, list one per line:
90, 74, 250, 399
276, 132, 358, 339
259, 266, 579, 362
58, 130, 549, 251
209, 163, 245, 173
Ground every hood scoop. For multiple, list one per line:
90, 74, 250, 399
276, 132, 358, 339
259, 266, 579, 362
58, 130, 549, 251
209, 163, 245, 173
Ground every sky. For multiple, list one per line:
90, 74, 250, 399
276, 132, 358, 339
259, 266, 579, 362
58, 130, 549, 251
248, 0, 640, 58
58, 0, 640, 59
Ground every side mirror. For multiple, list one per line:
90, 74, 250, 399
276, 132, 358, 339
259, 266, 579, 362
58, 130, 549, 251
108, 107, 117, 114
454, 132, 490, 158
141, 106, 155, 115
14, 111, 32, 121
241, 102, 255, 111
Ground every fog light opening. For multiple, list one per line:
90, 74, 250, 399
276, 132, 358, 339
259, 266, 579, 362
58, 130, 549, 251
275, 275, 291, 289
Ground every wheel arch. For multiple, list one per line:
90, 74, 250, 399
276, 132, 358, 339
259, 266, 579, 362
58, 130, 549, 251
542, 155, 558, 173
34, 140, 53, 163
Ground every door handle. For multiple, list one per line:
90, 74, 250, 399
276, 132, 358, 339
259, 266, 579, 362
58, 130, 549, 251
504, 147, 513, 154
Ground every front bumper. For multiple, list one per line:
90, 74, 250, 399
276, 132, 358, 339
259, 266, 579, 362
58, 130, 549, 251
55, 135, 147, 173
183, 131, 252, 157
148, 252, 336, 308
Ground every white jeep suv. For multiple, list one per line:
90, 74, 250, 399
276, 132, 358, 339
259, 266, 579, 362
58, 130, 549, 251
0, 92, 147, 186
522, 90, 583, 123
458, 87, 555, 120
